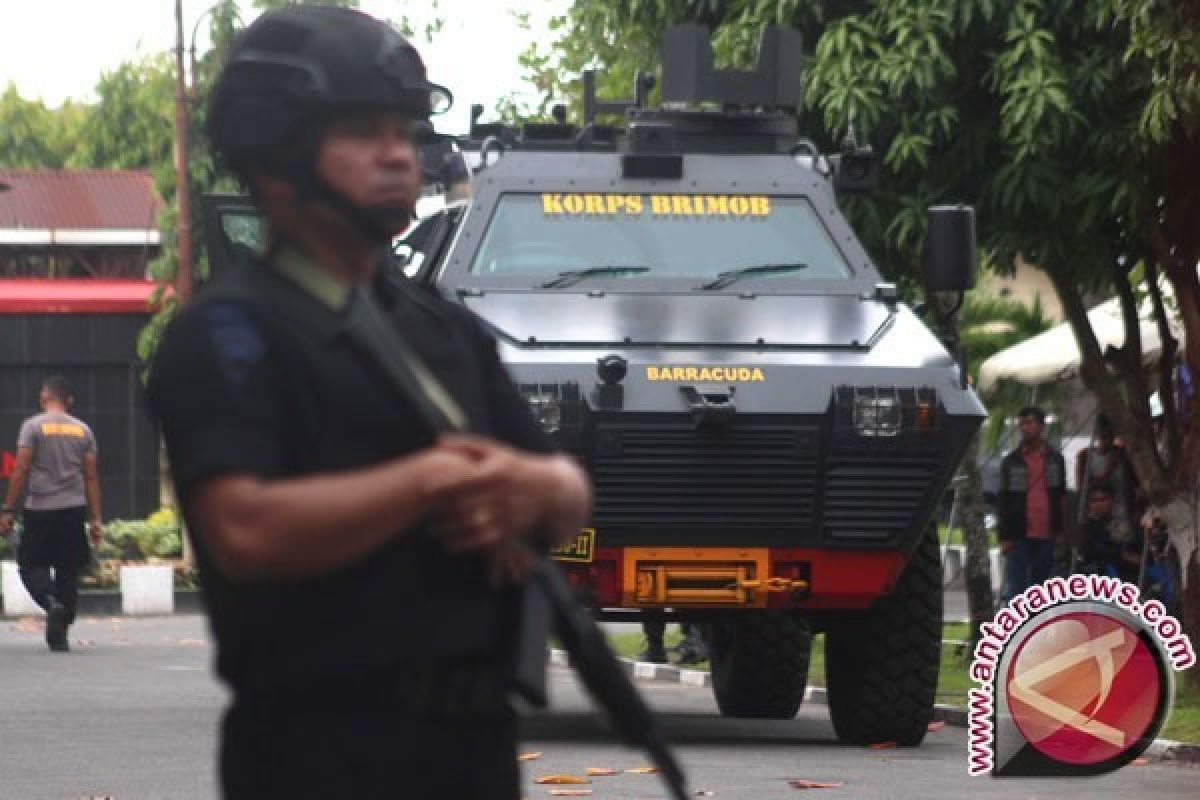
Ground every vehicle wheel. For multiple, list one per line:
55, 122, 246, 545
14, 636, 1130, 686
825, 527, 943, 746
707, 611, 812, 719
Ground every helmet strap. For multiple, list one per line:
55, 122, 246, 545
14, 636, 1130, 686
288, 161, 413, 248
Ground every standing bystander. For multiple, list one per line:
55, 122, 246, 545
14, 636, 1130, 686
0, 376, 104, 652
1075, 414, 1135, 527
998, 406, 1066, 604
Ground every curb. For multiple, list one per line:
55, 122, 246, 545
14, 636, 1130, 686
1, 589, 205, 617
549, 648, 711, 687
553, 649, 1199, 765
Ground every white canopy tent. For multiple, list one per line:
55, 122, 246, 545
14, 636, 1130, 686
977, 291, 1183, 394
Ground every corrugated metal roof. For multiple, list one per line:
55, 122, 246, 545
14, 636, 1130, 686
0, 169, 164, 231
0, 278, 161, 314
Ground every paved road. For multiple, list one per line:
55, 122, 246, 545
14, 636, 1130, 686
1, 614, 1194, 800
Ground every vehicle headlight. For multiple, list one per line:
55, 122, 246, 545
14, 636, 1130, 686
834, 386, 938, 438
853, 395, 901, 437
518, 382, 581, 440
525, 393, 562, 434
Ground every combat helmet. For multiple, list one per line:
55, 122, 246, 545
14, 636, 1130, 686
206, 5, 451, 238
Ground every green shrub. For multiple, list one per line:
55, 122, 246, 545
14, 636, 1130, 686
101, 508, 183, 560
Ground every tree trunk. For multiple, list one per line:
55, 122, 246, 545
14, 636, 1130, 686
960, 431, 994, 649
1159, 492, 1200, 691
1183, 555, 1200, 691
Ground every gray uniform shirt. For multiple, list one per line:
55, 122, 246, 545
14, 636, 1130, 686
16, 410, 97, 511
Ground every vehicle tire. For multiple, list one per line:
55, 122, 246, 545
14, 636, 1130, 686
707, 611, 812, 719
825, 527, 943, 746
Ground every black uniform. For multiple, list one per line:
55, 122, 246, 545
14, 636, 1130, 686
146, 251, 551, 799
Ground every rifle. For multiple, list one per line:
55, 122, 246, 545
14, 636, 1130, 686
344, 284, 689, 800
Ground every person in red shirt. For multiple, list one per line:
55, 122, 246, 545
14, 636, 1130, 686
998, 406, 1067, 604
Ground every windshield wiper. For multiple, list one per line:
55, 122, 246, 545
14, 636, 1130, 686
698, 262, 809, 290
540, 266, 651, 289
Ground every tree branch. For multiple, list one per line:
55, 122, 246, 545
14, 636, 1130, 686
1050, 270, 1171, 503
1112, 259, 1150, 406
1144, 200, 1200, 485
1145, 260, 1182, 472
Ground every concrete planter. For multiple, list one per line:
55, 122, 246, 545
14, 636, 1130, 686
940, 545, 1004, 593
2, 561, 201, 617
119, 564, 174, 615
1, 560, 42, 615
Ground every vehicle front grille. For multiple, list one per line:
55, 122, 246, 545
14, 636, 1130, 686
821, 453, 941, 542
591, 420, 818, 530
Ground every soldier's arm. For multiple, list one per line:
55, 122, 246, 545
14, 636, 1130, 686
427, 436, 592, 551
3, 446, 32, 510
1058, 453, 1070, 524
186, 447, 479, 581
82, 451, 103, 526
0, 447, 31, 536
996, 454, 1013, 546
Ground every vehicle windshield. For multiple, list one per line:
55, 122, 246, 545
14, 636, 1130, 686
469, 193, 852, 284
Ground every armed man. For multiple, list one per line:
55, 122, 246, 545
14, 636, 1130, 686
144, 6, 590, 798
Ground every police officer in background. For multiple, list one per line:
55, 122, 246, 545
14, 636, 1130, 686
1, 376, 104, 652
145, 7, 590, 798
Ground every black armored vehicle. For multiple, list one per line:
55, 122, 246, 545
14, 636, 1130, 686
205, 24, 985, 747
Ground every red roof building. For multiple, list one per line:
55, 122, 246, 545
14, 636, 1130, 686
0, 169, 164, 312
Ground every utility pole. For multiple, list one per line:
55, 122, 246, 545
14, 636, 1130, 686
173, 0, 193, 305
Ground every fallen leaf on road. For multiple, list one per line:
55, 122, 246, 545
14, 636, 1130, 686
75, 639, 96, 648
1131, 757, 1149, 766
13, 618, 42, 633
625, 766, 661, 774
927, 721, 946, 732
548, 791, 592, 797
534, 775, 589, 785
518, 752, 543, 762
788, 779, 844, 789
175, 638, 205, 647
585, 767, 618, 776
868, 741, 896, 750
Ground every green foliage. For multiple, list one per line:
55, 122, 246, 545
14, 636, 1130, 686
0, 85, 80, 168
960, 290, 1055, 451
960, 292, 1053, 371
99, 508, 184, 561
68, 56, 177, 179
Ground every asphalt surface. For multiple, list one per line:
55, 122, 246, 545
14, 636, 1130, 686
1, 613, 1195, 800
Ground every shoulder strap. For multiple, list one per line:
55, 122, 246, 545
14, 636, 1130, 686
342, 285, 468, 433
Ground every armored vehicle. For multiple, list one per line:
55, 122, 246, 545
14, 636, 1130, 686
203, 24, 985, 747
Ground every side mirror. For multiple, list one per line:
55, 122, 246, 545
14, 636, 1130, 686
923, 205, 976, 292
832, 146, 880, 192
